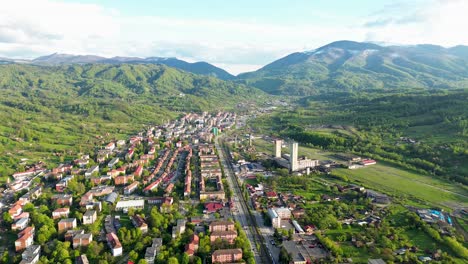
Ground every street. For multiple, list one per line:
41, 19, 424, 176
215, 136, 273, 264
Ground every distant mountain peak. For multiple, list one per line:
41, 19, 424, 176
26, 53, 234, 80
239, 40, 468, 95
317, 40, 384, 51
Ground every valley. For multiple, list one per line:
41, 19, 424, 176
0, 40, 467, 264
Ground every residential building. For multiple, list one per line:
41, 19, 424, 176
172, 219, 187, 238
212, 249, 242, 263
210, 230, 237, 244
75, 255, 90, 264
107, 167, 126, 178
134, 165, 143, 177
105, 142, 115, 151
145, 238, 162, 264
209, 220, 235, 232
9, 204, 23, 217
73, 233, 93, 249
108, 158, 120, 168
106, 232, 122, 257
52, 194, 73, 206
19, 245, 41, 264
52, 208, 70, 219
58, 218, 77, 232
13, 212, 30, 222
18, 226, 35, 238
124, 181, 139, 195
115, 175, 134, 185
83, 210, 97, 225
131, 215, 148, 233
185, 234, 199, 256
268, 208, 281, 228
15, 232, 33, 252
85, 165, 99, 178
65, 230, 84, 242
12, 218, 29, 231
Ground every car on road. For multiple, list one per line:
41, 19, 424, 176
270, 240, 275, 246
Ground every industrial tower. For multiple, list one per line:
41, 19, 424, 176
274, 139, 282, 158
289, 142, 298, 172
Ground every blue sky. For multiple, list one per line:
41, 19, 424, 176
1, 0, 467, 74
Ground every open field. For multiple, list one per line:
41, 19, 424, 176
332, 165, 468, 209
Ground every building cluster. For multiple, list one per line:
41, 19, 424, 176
209, 220, 243, 264
9, 164, 46, 191
10, 186, 42, 254
1, 112, 240, 263
417, 209, 453, 225
199, 144, 225, 201
273, 140, 319, 173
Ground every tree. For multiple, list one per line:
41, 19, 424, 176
128, 250, 139, 262
180, 253, 190, 264
167, 257, 179, 264
279, 246, 291, 264
2, 212, 13, 225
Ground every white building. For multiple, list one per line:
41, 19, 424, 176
85, 165, 99, 178
115, 200, 145, 211
268, 208, 281, 228
108, 158, 120, 169
20, 245, 41, 264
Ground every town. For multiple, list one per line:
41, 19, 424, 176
0, 110, 466, 264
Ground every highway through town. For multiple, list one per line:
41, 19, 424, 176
215, 136, 273, 264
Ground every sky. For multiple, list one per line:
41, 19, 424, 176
1, 0, 468, 74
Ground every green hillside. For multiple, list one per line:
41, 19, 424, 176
0, 64, 264, 178
238, 41, 468, 95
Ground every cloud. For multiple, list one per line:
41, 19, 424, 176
0, 0, 468, 74
362, 0, 468, 46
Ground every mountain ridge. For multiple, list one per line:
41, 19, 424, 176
238, 40, 468, 95
25, 53, 235, 80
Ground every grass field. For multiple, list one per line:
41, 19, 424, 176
252, 138, 468, 210
332, 164, 468, 209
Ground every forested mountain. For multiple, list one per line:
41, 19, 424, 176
0, 64, 263, 176
238, 40, 468, 95
27, 53, 235, 80
0, 63, 260, 119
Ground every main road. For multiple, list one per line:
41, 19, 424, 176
215, 136, 273, 264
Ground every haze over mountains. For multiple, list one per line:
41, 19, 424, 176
2, 40, 468, 95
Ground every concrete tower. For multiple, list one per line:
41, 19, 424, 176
274, 140, 282, 158
289, 142, 299, 172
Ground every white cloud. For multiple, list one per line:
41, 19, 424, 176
362, 0, 468, 46
0, 0, 467, 74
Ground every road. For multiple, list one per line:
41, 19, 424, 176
215, 136, 273, 264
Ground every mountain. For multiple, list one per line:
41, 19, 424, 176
0, 63, 264, 176
238, 40, 468, 95
30, 53, 234, 80
32, 53, 106, 64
